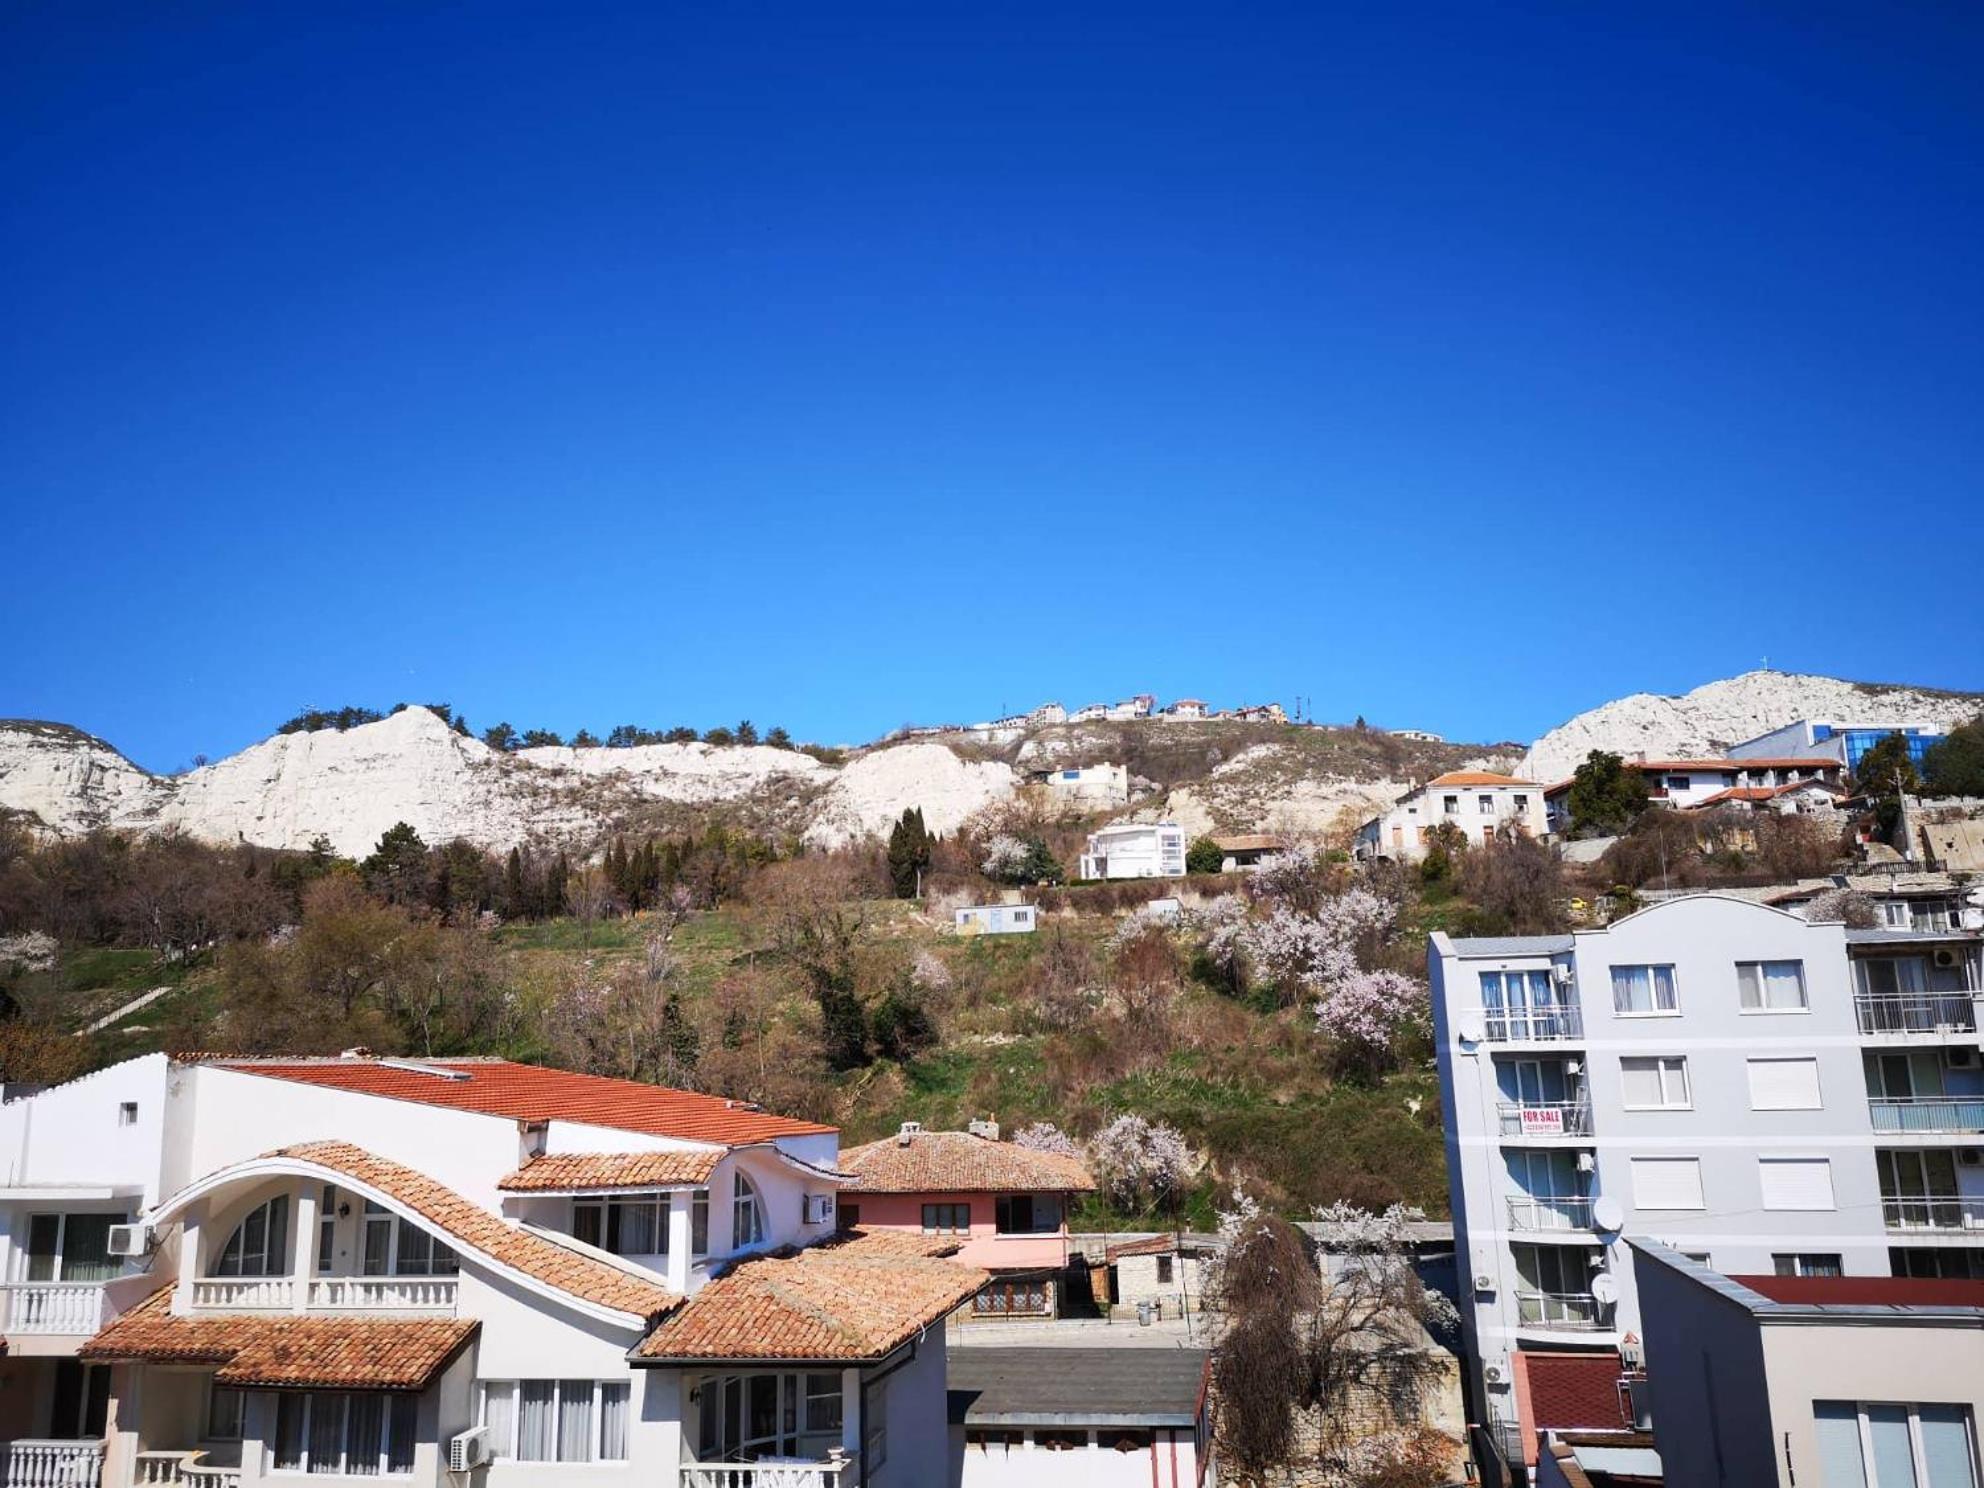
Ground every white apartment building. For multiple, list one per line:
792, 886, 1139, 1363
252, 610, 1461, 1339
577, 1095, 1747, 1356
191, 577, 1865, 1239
1355, 773, 1548, 862
0, 1053, 983, 1488
1428, 895, 1984, 1473
1078, 824, 1186, 881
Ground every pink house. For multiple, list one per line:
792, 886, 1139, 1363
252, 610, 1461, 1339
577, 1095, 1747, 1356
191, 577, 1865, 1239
836, 1122, 1095, 1318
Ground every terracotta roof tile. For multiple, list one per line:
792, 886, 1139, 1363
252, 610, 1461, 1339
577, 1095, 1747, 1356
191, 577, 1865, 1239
633, 1229, 986, 1364
499, 1150, 725, 1193
838, 1131, 1095, 1196
203, 1057, 834, 1146
83, 1287, 477, 1390
271, 1142, 676, 1321
1427, 772, 1537, 788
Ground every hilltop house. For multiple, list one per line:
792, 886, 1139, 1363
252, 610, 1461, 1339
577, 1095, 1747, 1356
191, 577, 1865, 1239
835, 1125, 1095, 1321
1355, 773, 1548, 862
1540, 755, 1844, 832
0, 1053, 984, 1488
1159, 700, 1209, 720
1078, 823, 1187, 881
1028, 764, 1130, 809
1103, 697, 1155, 722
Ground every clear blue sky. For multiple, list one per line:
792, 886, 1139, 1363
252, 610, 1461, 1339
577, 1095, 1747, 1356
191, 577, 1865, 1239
4, 2, 1980, 771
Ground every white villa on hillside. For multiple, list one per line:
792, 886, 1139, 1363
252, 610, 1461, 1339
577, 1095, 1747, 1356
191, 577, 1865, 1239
0, 1054, 982, 1488
1078, 823, 1187, 881
1355, 772, 1548, 862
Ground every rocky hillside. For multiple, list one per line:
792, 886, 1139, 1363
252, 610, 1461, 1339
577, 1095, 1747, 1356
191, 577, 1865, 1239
1521, 671, 1984, 782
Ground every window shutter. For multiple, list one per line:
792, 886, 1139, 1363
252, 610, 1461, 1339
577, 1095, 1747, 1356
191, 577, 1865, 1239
1629, 1157, 1704, 1210
1759, 1157, 1835, 1211
1747, 1058, 1823, 1110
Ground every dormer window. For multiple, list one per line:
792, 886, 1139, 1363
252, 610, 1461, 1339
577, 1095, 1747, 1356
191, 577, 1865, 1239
732, 1173, 764, 1248
214, 1196, 289, 1277
573, 1194, 667, 1256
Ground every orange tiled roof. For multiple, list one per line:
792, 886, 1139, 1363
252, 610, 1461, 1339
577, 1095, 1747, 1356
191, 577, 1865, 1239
1211, 834, 1285, 853
270, 1142, 676, 1320
499, 1150, 725, 1193
83, 1287, 477, 1390
838, 1130, 1095, 1195
1692, 779, 1842, 809
200, 1057, 834, 1145
1632, 757, 1836, 772
632, 1229, 987, 1364
1426, 772, 1536, 788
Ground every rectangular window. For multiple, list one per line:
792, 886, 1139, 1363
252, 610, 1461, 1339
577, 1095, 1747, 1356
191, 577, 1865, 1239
269, 1392, 416, 1475
207, 1384, 245, 1441
360, 1200, 458, 1277
572, 1195, 668, 1256
1443, 796, 1459, 816
1759, 1157, 1835, 1211
1629, 1156, 1705, 1210
26, 1212, 128, 1284
692, 1190, 710, 1256
1747, 1057, 1823, 1111
1619, 1056, 1691, 1110
1772, 1253, 1843, 1278
1737, 960, 1808, 1012
922, 1202, 970, 1235
316, 1187, 336, 1274
993, 1194, 1061, 1235
478, 1380, 631, 1463
1156, 1255, 1174, 1284
1611, 965, 1678, 1016
118, 1102, 138, 1127
1478, 794, 1495, 813
1815, 1402, 1978, 1488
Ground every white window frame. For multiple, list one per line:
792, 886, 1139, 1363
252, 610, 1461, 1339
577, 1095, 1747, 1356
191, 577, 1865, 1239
213, 1196, 290, 1278
22, 1211, 129, 1284
1737, 959, 1809, 1013
1619, 1056, 1691, 1111
270, 1391, 416, 1476
572, 1193, 669, 1257
361, 1199, 458, 1277
1817, 1401, 1980, 1488
1611, 964, 1679, 1017
476, 1379, 632, 1463
732, 1172, 765, 1249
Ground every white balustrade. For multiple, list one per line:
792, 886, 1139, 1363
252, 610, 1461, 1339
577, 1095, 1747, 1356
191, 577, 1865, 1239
134, 1451, 200, 1485
306, 1276, 459, 1311
1, 1283, 108, 1335
679, 1455, 849, 1487
189, 1278, 294, 1310
2, 1440, 103, 1488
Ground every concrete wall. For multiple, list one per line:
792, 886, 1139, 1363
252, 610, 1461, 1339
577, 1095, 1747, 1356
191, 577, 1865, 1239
1633, 1248, 1773, 1487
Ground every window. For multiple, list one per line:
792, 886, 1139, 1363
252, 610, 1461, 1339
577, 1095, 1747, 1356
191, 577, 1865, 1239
1815, 1402, 1978, 1488
692, 1189, 710, 1256
839, 1202, 860, 1228
1156, 1255, 1174, 1284
214, 1196, 289, 1278
1611, 965, 1678, 1015
1620, 1056, 1691, 1110
118, 1102, 139, 1127
1443, 795, 1460, 816
1883, 900, 1911, 928
478, 1380, 631, 1463
25, 1212, 126, 1283
573, 1194, 667, 1255
316, 1186, 337, 1274
863, 1376, 888, 1471
1665, 775, 1690, 792
1747, 1057, 1823, 1110
48, 1362, 110, 1441
1629, 1157, 1705, 1210
1759, 1157, 1834, 1211
272, 1392, 417, 1475
1514, 794, 1530, 811
994, 1194, 1060, 1235
922, 1202, 970, 1235
1772, 1253, 1843, 1278
1478, 794, 1495, 814
360, 1200, 457, 1276
207, 1384, 245, 1441
1738, 960, 1808, 1012
732, 1173, 764, 1248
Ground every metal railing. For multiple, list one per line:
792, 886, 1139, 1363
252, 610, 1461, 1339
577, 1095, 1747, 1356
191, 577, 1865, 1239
1869, 1097, 1984, 1135
1506, 1197, 1595, 1233
678, 1455, 851, 1488
2, 1440, 104, 1488
306, 1276, 458, 1311
1479, 1006, 1583, 1043
1515, 1290, 1603, 1329
1496, 1100, 1593, 1137
1855, 991, 1979, 1036
1881, 1197, 1984, 1232
1, 1283, 108, 1335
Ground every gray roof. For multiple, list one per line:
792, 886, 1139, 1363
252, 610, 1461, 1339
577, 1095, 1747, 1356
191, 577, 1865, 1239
946, 1347, 1206, 1427
1445, 934, 1573, 957
1845, 927, 1982, 945
1295, 1218, 1453, 1248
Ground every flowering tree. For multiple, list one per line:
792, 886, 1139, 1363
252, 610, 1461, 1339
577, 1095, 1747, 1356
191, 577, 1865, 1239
1315, 968, 1425, 1054
1011, 1121, 1081, 1158
1086, 1113, 1192, 1212
0, 932, 57, 975
981, 835, 1030, 880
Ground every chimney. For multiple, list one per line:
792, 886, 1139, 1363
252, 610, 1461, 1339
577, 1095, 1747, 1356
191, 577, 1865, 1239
896, 1121, 923, 1146
967, 1117, 1000, 1142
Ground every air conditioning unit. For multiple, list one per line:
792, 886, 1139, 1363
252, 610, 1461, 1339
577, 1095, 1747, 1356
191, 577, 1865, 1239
1482, 1362, 1507, 1385
1934, 948, 1962, 970
1473, 1272, 1496, 1294
1946, 1047, 1980, 1071
447, 1426, 491, 1472
802, 1194, 834, 1225
1958, 1149, 1984, 1168
106, 1223, 153, 1257
1553, 966, 1575, 988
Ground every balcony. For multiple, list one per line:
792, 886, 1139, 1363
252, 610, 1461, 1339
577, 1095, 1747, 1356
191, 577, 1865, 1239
1515, 1291, 1603, 1330
190, 1276, 458, 1313
1507, 1197, 1594, 1233
2, 1439, 104, 1488
135, 1449, 241, 1488
1881, 1197, 1984, 1233
1497, 1100, 1593, 1138
678, 1456, 850, 1487
1855, 992, 1979, 1037
1868, 1096, 1984, 1135
1479, 1006, 1584, 1044
1, 1282, 108, 1336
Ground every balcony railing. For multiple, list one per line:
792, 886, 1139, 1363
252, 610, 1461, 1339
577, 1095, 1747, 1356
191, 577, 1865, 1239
1855, 992, 1979, 1036
192, 1276, 458, 1313
1479, 1006, 1583, 1043
1, 1282, 109, 1335
2, 1440, 104, 1488
134, 1451, 241, 1488
1869, 1097, 1984, 1135
1881, 1197, 1984, 1232
1507, 1197, 1595, 1233
1497, 1100, 1593, 1138
678, 1456, 850, 1488
1515, 1291, 1603, 1329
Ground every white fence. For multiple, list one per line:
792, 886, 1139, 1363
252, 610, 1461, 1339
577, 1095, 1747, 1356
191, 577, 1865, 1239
2, 1440, 103, 1488
0, 1284, 108, 1335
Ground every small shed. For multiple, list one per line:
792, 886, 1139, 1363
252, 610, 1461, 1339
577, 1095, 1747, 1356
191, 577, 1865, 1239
954, 904, 1038, 936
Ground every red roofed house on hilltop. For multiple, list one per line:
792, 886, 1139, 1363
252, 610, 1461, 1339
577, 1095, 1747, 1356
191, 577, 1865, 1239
0, 1053, 979, 1487
836, 1122, 1095, 1321
1354, 771, 1550, 863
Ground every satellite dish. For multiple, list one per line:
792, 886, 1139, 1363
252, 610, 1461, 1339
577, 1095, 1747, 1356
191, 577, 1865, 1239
1592, 1196, 1625, 1232
1591, 1272, 1620, 1305
1457, 1014, 1486, 1044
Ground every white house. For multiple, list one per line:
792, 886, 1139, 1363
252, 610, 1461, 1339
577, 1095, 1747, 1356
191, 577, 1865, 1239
1027, 704, 1067, 726
0, 1053, 985, 1488
1541, 756, 1844, 832
1102, 696, 1155, 723
1354, 773, 1548, 862
1078, 824, 1186, 881
1031, 764, 1129, 809
1066, 705, 1108, 725
953, 905, 1037, 937
1159, 700, 1208, 721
